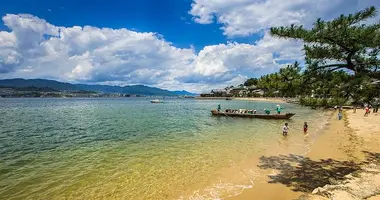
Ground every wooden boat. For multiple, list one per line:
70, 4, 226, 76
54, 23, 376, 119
226, 97, 233, 100
211, 110, 295, 119
150, 99, 163, 103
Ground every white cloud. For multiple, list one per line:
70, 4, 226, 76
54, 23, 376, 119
180, 33, 303, 85
0, 14, 302, 93
189, 0, 380, 37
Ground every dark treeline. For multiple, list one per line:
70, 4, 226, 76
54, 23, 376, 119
243, 6, 380, 107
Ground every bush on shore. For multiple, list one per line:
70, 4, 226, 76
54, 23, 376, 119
299, 97, 347, 108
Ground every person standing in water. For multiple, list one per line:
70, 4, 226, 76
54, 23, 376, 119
303, 122, 308, 134
283, 123, 289, 136
276, 105, 282, 114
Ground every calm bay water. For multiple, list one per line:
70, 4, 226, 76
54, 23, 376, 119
0, 98, 328, 199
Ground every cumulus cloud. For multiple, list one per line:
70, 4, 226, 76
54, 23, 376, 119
189, 0, 380, 37
180, 38, 302, 85
0, 14, 302, 93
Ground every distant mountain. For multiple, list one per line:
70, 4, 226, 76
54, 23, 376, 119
0, 78, 78, 91
171, 90, 197, 96
0, 79, 194, 96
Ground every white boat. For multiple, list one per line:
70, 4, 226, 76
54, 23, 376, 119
150, 99, 163, 103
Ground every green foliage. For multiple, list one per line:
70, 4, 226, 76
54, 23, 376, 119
244, 78, 259, 86
243, 62, 379, 106
299, 97, 347, 108
255, 62, 302, 97
241, 6, 380, 107
270, 6, 380, 79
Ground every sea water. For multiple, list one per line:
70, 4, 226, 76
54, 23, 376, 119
0, 98, 329, 199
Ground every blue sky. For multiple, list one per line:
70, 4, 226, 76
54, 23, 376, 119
0, 0, 378, 92
0, 0, 230, 51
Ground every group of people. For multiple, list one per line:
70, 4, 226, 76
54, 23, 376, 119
282, 122, 308, 136
223, 108, 257, 114
217, 104, 283, 115
216, 104, 308, 136
364, 104, 379, 116
264, 105, 283, 114
334, 103, 380, 119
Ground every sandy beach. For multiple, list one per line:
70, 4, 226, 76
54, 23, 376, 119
234, 97, 287, 103
346, 109, 380, 143
227, 109, 380, 200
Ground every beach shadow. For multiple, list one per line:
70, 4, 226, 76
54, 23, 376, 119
362, 151, 380, 165
257, 151, 380, 192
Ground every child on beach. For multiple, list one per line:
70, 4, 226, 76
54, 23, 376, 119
303, 122, 308, 134
364, 106, 370, 116
283, 123, 289, 136
338, 111, 342, 120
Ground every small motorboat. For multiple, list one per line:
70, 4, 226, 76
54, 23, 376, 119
150, 99, 163, 103
211, 110, 295, 119
226, 97, 233, 100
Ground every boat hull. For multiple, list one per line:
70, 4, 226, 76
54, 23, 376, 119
211, 110, 295, 119
150, 100, 163, 103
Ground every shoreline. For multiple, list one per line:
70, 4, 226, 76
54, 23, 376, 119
195, 96, 288, 103
226, 109, 380, 200
234, 97, 287, 103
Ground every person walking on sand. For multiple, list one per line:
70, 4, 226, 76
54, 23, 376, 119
364, 106, 370, 116
303, 122, 308, 134
338, 110, 342, 120
283, 122, 289, 136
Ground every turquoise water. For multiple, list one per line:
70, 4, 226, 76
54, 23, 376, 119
0, 98, 328, 199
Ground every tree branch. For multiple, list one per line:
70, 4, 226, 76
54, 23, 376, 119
311, 63, 349, 71
320, 36, 351, 53
328, 66, 349, 72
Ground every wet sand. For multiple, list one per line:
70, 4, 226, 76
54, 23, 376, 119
226, 109, 380, 200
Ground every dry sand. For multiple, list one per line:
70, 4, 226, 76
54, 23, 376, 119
346, 109, 380, 143
227, 109, 380, 200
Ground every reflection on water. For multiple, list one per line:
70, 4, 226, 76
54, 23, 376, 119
0, 98, 329, 199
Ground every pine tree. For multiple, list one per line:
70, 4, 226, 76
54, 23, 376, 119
270, 6, 380, 79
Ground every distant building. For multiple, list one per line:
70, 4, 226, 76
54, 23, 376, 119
230, 87, 247, 97
251, 89, 264, 96
200, 88, 232, 97
370, 79, 380, 85
211, 89, 229, 97
200, 93, 214, 97
199, 84, 269, 98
